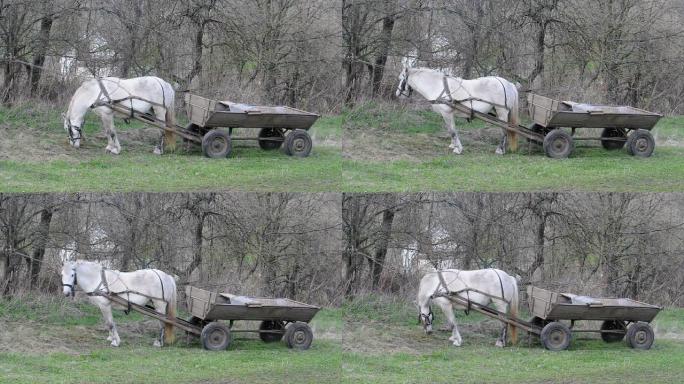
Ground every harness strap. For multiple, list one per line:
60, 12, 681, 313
492, 268, 506, 303
493, 77, 508, 110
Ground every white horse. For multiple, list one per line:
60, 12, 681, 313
396, 66, 520, 155
417, 268, 519, 347
61, 260, 177, 347
64, 76, 176, 154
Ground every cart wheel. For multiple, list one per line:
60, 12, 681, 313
284, 322, 313, 350
200, 322, 232, 351
258, 128, 285, 150
626, 129, 655, 157
202, 130, 232, 158
626, 322, 654, 350
601, 128, 627, 150
283, 129, 312, 157
600, 320, 626, 343
543, 129, 573, 158
540, 321, 572, 351
259, 320, 285, 343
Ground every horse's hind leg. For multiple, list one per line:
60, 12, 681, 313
493, 299, 508, 347
152, 300, 166, 347
152, 107, 166, 155
495, 108, 509, 155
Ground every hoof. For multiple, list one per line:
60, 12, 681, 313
452, 340, 462, 347
153, 340, 162, 348
153, 146, 163, 155
495, 148, 505, 155
111, 340, 120, 347
452, 147, 463, 155
495, 340, 505, 348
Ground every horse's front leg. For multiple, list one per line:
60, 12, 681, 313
101, 110, 122, 155
495, 108, 510, 155
434, 106, 463, 154
435, 298, 462, 346
99, 302, 121, 347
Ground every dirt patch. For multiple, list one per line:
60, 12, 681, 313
0, 318, 167, 355
343, 125, 517, 161
342, 317, 507, 355
0, 122, 166, 162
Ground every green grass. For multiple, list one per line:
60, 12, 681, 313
2, 103, 684, 192
1, 295, 682, 383
0, 103, 343, 192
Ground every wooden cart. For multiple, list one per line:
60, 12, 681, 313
527, 93, 662, 158
526, 286, 661, 351
184, 93, 319, 158
184, 286, 320, 351
430, 272, 661, 351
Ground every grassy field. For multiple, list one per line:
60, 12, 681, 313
2, 102, 684, 192
342, 102, 684, 192
0, 103, 343, 192
2, 294, 682, 383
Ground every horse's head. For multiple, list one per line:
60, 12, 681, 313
63, 113, 82, 148
418, 306, 434, 334
61, 261, 77, 297
396, 67, 413, 98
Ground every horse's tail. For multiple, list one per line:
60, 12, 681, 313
163, 82, 177, 152
508, 277, 519, 345
163, 277, 177, 345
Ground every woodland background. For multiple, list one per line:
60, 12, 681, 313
1, 192, 683, 307
1, 0, 684, 113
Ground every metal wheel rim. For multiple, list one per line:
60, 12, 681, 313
633, 330, 648, 345
208, 329, 227, 347
292, 138, 307, 153
210, 137, 228, 154
292, 330, 308, 345
548, 329, 567, 348
551, 137, 569, 154
634, 137, 649, 153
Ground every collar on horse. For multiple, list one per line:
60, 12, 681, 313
398, 71, 413, 97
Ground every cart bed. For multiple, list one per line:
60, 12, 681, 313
185, 93, 319, 129
527, 286, 661, 322
186, 286, 319, 322
528, 93, 661, 130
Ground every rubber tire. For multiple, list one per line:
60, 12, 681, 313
284, 322, 314, 350
626, 322, 655, 350
202, 130, 232, 158
258, 128, 284, 150
259, 320, 285, 343
600, 320, 626, 343
540, 321, 572, 351
283, 129, 312, 157
626, 129, 655, 157
200, 322, 231, 351
543, 129, 574, 158
601, 128, 627, 150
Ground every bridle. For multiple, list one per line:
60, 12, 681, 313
66, 118, 83, 144
397, 69, 413, 98
62, 268, 77, 297
418, 307, 434, 327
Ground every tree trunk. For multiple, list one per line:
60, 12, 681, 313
29, 207, 53, 288
370, 202, 395, 289
370, 2, 396, 97
30, 15, 54, 96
